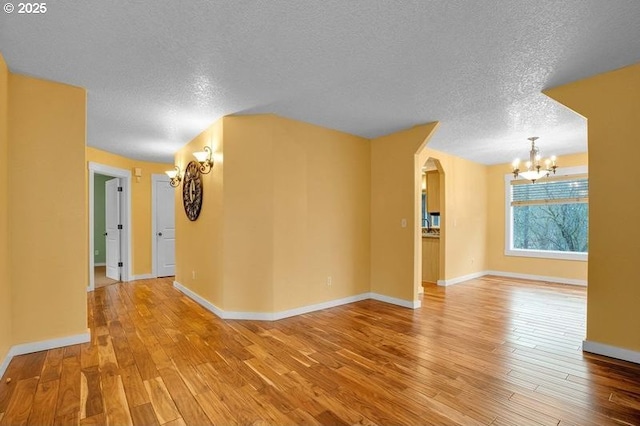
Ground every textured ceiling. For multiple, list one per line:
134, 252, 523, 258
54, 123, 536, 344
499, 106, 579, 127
1, 1, 639, 165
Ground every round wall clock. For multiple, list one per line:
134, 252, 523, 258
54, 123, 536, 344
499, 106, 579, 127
182, 161, 203, 221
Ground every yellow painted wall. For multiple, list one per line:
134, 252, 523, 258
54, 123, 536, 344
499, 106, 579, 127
8, 74, 87, 344
270, 116, 370, 311
174, 120, 224, 307
86, 147, 173, 276
222, 116, 274, 312
177, 117, 488, 313
545, 63, 640, 352
370, 124, 440, 302
222, 115, 371, 312
417, 147, 490, 285
0, 54, 12, 361
486, 152, 588, 280
175, 114, 370, 313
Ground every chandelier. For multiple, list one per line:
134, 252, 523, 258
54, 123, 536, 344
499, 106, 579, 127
512, 137, 557, 183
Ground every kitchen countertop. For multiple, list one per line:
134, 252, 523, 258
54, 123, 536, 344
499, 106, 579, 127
422, 227, 440, 238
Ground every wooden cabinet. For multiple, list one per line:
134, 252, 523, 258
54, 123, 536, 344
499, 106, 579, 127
426, 171, 440, 213
422, 237, 440, 284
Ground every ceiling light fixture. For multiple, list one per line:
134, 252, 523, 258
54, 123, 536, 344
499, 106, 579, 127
512, 137, 557, 183
165, 166, 182, 187
193, 146, 214, 174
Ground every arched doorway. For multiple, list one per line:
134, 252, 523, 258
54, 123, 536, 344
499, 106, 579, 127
415, 154, 445, 298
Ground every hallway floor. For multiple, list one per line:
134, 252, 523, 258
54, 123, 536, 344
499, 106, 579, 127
94, 265, 119, 289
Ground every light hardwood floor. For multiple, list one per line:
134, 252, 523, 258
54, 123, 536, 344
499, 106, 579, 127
1, 276, 639, 425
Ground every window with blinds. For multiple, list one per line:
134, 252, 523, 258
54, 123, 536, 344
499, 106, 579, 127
506, 171, 588, 258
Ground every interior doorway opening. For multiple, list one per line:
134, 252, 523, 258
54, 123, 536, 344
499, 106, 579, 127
88, 163, 132, 292
94, 173, 121, 288
416, 156, 445, 295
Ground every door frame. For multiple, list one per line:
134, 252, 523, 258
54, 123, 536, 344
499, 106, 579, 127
88, 162, 132, 291
151, 173, 173, 278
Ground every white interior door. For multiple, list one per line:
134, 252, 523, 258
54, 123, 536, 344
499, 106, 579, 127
105, 178, 121, 280
155, 178, 175, 277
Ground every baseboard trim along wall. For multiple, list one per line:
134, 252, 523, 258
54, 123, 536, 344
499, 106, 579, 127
583, 340, 640, 365
437, 271, 487, 287
176, 270, 580, 321
436, 270, 587, 287
485, 270, 587, 286
130, 274, 155, 281
173, 281, 420, 321
0, 330, 90, 379
369, 292, 421, 309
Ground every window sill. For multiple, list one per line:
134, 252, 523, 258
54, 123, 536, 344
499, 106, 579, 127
505, 248, 587, 262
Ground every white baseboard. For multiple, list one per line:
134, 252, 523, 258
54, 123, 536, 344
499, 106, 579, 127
173, 281, 420, 321
583, 340, 640, 365
0, 330, 90, 379
435, 270, 587, 287
94, 262, 106, 267
130, 274, 155, 281
370, 292, 421, 309
486, 270, 587, 286
437, 271, 488, 287
271, 293, 373, 320
173, 281, 228, 317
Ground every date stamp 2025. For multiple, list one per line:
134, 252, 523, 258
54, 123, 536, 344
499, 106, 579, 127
4, 2, 47, 14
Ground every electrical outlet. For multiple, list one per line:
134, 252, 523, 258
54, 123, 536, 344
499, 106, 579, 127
94, 250, 99, 255
327, 276, 332, 286
401, 218, 407, 228
192, 270, 196, 279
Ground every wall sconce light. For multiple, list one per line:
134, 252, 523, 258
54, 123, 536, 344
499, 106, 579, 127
165, 166, 182, 187
193, 146, 214, 174
134, 167, 142, 183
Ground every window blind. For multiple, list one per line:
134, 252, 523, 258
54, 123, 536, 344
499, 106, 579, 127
511, 174, 588, 207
